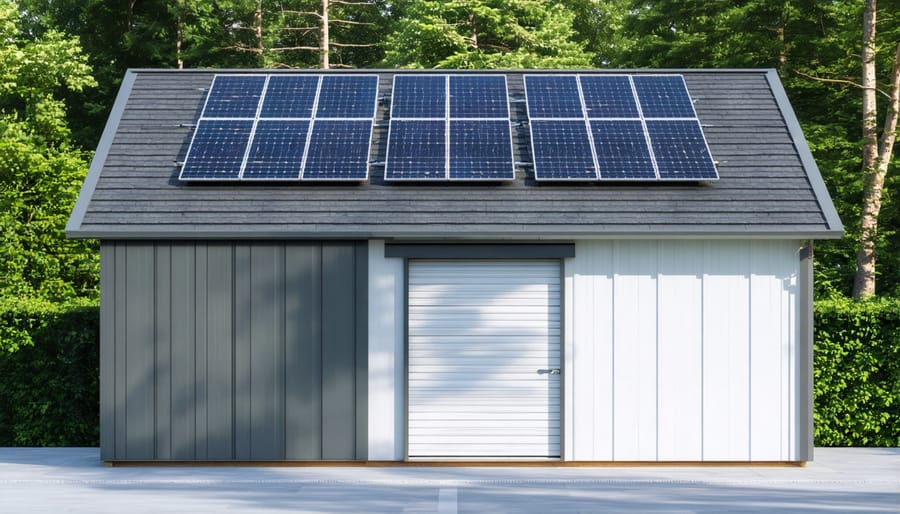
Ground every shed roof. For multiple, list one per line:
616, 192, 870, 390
67, 68, 843, 240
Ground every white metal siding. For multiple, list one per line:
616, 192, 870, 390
565, 240, 801, 461
408, 260, 561, 459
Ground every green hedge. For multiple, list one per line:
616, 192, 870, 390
814, 297, 900, 447
0, 298, 99, 446
0, 296, 897, 447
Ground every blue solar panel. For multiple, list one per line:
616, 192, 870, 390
450, 75, 508, 118
259, 76, 318, 118
202, 75, 266, 118
530, 120, 597, 180
632, 75, 696, 118
315, 75, 378, 118
302, 120, 372, 180
449, 120, 514, 180
580, 76, 640, 119
524, 75, 583, 118
241, 120, 308, 179
385, 120, 446, 180
645, 120, 718, 179
590, 120, 656, 179
391, 75, 446, 119
180, 119, 253, 180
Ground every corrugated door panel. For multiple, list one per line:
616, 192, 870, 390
407, 260, 561, 459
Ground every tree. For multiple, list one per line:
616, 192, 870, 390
382, 0, 593, 69
0, 0, 99, 300
853, 0, 900, 298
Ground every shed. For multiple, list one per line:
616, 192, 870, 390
67, 68, 842, 463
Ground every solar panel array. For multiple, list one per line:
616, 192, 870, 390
385, 75, 514, 181
524, 74, 718, 181
180, 74, 378, 181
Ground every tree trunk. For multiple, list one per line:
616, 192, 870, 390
853, 0, 900, 299
320, 0, 330, 69
255, 2, 264, 58
176, 2, 185, 69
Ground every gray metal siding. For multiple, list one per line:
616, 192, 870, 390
100, 240, 368, 461
69, 69, 841, 239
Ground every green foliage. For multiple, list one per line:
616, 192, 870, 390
382, 0, 593, 69
0, 0, 99, 301
0, 298, 99, 446
813, 297, 900, 446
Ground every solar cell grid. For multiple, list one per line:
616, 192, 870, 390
315, 75, 378, 118
179, 119, 253, 180
530, 120, 597, 180
450, 75, 509, 118
524, 75, 583, 118
259, 75, 319, 119
302, 120, 372, 180
580, 75, 640, 119
645, 119, 717, 179
202, 75, 266, 118
391, 75, 446, 119
385, 120, 446, 180
590, 120, 656, 179
241, 120, 308, 179
632, 75, 696, 118
449, 120, 514, 180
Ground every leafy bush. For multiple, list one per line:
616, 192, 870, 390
814, 297, 900, 447
0, 298, 99, 446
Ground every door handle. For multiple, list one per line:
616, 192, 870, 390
537, 369, 561, 375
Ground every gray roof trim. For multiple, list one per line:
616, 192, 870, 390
766, 70, 844, 235
66, 70, 137, 237
127, 67, 772, 75
70, 229, 839, 241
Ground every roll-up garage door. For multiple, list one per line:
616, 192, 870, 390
407, 260, 561, 459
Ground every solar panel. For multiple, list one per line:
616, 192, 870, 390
450, 75, 509, 118
632, 75, 696, 118
590, 120, 656, 179
259, 75, 319, 119
524, 75, 583, 119
302, 120, 373, 180
580, 75, 639, 119
315, 75, 379, 118
391, 75, 446, 119
449, 120, 515, 180
530, 120, 597, 180
241, 120, 308, 179
645, 120, 717, 179
385, 120, 446, 180
201, 75, 266, 118
180, 119, 253, 180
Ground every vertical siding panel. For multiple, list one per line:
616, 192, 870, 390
366, 240, 404, 461
657, 241, 703, 460
750, 241, 784, 460
275, 244, 286, 459
322, 243, 357, 459
114, 243, 127, 459
194, 244, 208, 460
563, 252, 575, 460
233, 244, 252, 460
781, 241, 798, 459
354, 241, 369, 460
154, 245, 172, 460
99, 243, 117, 461
249, 244, 280, 460
701, 241, 751, 460
124, 243, 155, 460
206, 243, 234, 460
613, 240, 658, 461
170, 243, 196, 459
285, 244, 323, 459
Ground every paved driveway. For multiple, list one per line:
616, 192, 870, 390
0, 448, 897, 513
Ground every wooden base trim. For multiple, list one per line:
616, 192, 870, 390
105, 460, 807, 468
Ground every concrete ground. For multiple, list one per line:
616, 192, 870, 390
0, 448, 896, 513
